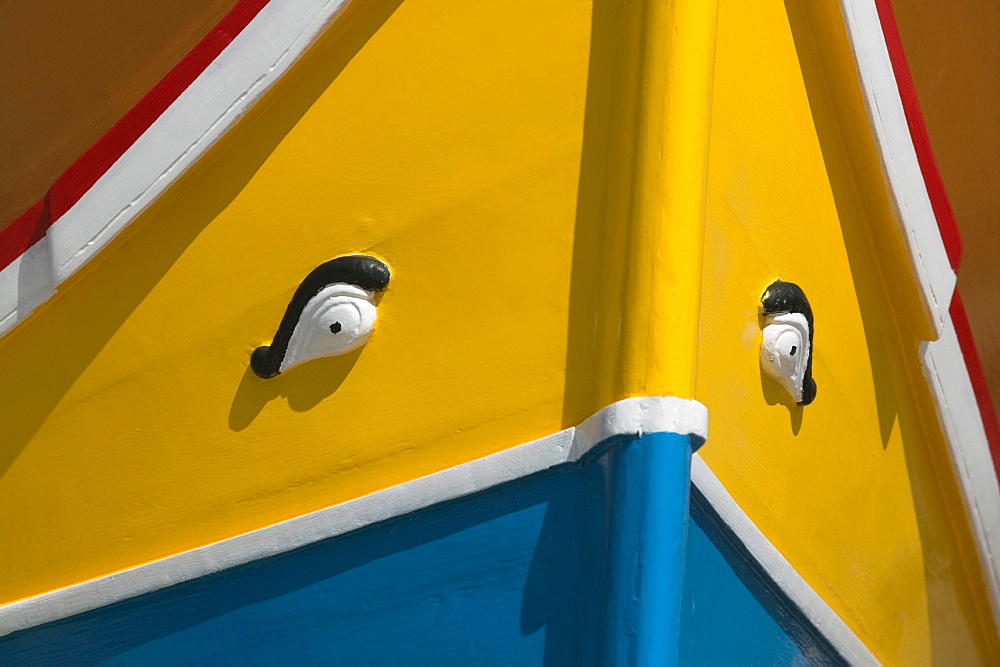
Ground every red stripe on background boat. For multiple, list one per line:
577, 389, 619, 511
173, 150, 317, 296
0, 0, 270, 274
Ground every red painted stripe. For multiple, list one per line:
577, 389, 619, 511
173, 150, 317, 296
873, 0, 962, 270
875, 1, 1000, 475
950, 295, 1000, 473
0, 0, 271, 273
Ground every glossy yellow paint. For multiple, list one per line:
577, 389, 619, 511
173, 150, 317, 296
0, 0, 994, 661
608, 0, 718, 400
0, 0, 721, 606
561, 0, 717, 420
0, 0, 594, 603
695, 0, 999, 663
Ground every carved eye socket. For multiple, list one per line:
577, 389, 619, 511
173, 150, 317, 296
276, 287, 377, 374
250, 255, 390, 379
774, 328, 803, 374
759, 280, 815, 406
760, 314, 811, 405
312, 297, 372, 350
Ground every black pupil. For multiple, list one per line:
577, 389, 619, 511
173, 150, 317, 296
790, 345, 797, 356
330, 322, 342, 334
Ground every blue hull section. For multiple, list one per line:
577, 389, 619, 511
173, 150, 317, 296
1, 432, 843, 665
680, 488, 845, 666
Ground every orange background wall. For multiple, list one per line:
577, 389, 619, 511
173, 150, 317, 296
891, 0, 1000, 420
0, 0, 238, 227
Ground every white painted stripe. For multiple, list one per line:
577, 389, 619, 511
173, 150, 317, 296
0, 238, 54, 336
840, 0, 1000, 637
0, 397, 876, 660
0, 0, 357, 338
0, 395, 706, 637
690, 454, 880, 665
836, 0, 956, 337
920, 323, 1000, 634
571, 392, 708, 460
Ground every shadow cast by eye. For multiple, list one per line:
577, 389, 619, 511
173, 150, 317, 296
0, 0, 405, 480
759, 364, 804, 435
228, 347, 363, 431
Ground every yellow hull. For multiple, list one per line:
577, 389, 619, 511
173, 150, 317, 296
0, 0, 997, 662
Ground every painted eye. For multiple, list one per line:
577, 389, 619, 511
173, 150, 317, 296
279, 290, 376, 372
250, 255, 391, 379
759, 280, 815, 406
774, 329, 802, 374
252, 286, 379, 378
760, 320, 810, 404
318, 300, 365, 342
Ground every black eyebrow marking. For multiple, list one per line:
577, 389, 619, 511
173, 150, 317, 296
761, 280, 816, 405
251, 255, 390, 379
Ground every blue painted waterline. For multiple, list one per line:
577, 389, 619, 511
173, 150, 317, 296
0, 430, 841, 665
679, 485, 845, 666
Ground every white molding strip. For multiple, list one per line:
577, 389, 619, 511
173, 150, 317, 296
0, 395, 707, 637
921, 324, 1000, 634
836, 0, 956, 337
839, 0, 1000, 640
0, 0, 358, 338
690, 454, 880, 665
0, 238, 55, 335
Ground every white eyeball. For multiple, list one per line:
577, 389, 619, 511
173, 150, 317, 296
279, 284, 377, 373
760, 313, 810, 404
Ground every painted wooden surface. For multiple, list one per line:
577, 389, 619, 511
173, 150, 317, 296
689, 454, 875, 663
0, 434, 855, 665
0, 0, 592, 605
871, 0, 1000, 625
0, 432, 698, 665
693, 0, 999, 662
0, 0, 721, 606
2, 453, 609, 665
680, 490, 843, 666
0, 397, 708, 638
0, 0, 996, 663
890, 0, 1000, 428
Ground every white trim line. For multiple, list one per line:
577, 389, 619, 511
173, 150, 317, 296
690, 454, 880, 665
839, 0, 1000, 640
0, 0, 357, 338
837, 0, 956, 337
0, 238, 55, 336
920, 322, 1000, 634
0, 395, 707, 637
